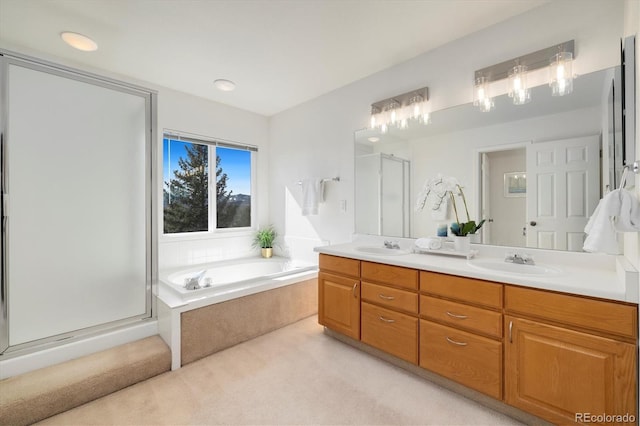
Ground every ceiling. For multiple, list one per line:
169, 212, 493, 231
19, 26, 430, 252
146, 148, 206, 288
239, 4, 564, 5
0, 0, 549, 116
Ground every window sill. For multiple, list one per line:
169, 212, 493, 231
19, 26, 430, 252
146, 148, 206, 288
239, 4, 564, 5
159, 228, 255, 243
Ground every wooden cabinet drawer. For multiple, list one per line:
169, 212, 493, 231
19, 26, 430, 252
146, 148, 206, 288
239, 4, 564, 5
319, 254, 360, 278
361, 302, 418, 364
420, 271, 502, 308
362, 282, 418, 314
420, 320, 502, 400
362, 262, 418, 290
420, 295, 502, 338
505, 285, 638, 340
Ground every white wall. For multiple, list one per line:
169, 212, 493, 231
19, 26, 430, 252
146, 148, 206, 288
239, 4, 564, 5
157, 89, 269, 268
269, 0, 625, 249
0, 43, 271, 270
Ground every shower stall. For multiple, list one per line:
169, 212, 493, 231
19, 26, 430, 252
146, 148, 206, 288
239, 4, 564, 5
355, 153, 411, 237
0, 51, 156, 357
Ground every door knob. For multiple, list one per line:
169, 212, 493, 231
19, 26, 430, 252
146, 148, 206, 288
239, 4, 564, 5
530, 221, 537, 226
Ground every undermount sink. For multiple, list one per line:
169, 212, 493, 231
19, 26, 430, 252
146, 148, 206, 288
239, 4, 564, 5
355, 246, 411, 256
467, 258, 562, 276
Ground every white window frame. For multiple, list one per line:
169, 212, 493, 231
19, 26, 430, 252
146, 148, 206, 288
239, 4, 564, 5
161, 130, 257, 241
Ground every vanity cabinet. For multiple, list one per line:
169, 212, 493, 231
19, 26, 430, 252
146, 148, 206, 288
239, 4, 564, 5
317, 251, 639, 424
419, 271, 503, 399
504, 286, 637, 425
318, 254, 361, 339
360, 262, 419, 364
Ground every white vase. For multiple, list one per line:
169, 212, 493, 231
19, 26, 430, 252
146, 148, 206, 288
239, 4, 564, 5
453, 235, 471, 253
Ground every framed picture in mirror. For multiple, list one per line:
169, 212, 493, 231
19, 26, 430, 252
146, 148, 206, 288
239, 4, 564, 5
504, 172, 526, 197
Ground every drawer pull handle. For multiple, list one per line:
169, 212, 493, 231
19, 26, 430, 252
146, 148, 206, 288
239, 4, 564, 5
446, 311, 468, 319
509, 320, 513, 343
446, 337, 468, 346
379, 316, 396, 323
378, 294, 395, 301
352, 283, 358, 298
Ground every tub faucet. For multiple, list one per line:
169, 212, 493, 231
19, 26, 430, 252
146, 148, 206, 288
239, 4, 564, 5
384, 240, 400, 249
184, 278, 200, 290
505, 252, 535, 265
184, 270, 206, 290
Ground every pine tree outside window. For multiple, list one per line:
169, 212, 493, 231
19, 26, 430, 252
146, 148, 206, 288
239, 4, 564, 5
163, 134, 255, 234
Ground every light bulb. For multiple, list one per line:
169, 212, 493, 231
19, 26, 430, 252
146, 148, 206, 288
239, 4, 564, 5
474, 76, 494, 112
407, 95, 424, 121
508, 64, 530, 105
550, 51, 573, 96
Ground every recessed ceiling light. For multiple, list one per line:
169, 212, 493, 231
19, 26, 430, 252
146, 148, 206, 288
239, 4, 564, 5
368, 137, 380, 142
60, 32, 98, 52
214, 79, 236, 92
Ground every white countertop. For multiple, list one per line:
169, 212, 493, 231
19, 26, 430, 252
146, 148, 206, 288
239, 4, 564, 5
314, 238, 638, 304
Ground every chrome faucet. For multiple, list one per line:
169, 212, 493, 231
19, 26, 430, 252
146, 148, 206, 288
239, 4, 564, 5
384, 240, 401, 249
184, 270, 206, 290
504, 252, 535, 265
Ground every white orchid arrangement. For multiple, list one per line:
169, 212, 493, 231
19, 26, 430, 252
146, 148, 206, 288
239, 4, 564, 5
415, 173, 485, 237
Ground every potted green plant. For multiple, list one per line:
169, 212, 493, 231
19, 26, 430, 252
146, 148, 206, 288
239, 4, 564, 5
253, 226, 277, 258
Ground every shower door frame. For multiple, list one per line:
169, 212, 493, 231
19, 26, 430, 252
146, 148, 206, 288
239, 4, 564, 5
0, 50, 157, 355
379, 153, 411, 238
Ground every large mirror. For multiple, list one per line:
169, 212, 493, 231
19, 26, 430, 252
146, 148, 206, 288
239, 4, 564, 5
355, 66, 626, 252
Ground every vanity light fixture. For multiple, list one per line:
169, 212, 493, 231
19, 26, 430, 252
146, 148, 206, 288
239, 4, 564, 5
549, 50, 574, 96
369, 87, 429, 132
508, 63, 531, 105
213, 79, 236, 92
473, 40, 575, 110
473, 76, 494, 112
60, 31, 98, 52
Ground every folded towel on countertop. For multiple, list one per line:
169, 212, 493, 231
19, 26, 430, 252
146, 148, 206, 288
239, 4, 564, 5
415, 237, 442, 250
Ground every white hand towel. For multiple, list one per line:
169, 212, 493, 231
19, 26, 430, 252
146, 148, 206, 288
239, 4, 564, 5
583, 189, 640, 254
415, 237, 442, 250
301, 178, 325, 216
613, 189, 640, 231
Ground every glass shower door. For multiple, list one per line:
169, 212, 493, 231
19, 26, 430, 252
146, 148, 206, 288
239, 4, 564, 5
0, 54, 154, 352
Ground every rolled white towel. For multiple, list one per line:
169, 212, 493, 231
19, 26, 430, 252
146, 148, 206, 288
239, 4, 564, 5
415, 237, 442, 250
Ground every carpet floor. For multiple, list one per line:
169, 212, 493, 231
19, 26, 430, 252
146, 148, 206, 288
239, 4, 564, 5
38, 316, 524, 425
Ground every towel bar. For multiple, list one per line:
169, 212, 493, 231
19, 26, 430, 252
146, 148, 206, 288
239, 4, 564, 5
296, 177, 340, 185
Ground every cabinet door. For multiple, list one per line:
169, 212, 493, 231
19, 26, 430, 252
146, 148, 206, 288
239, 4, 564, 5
420, 320, 502, 399
505, 316, 637, 425
361, 302, 418, 364
318, 272, 360, 340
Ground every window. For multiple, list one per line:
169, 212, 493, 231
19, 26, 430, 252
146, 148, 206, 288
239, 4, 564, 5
163, 134, 255, 234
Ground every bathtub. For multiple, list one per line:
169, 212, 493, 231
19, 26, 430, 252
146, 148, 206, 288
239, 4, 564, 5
158, 256, 317, 306
157, 255, 318, 369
